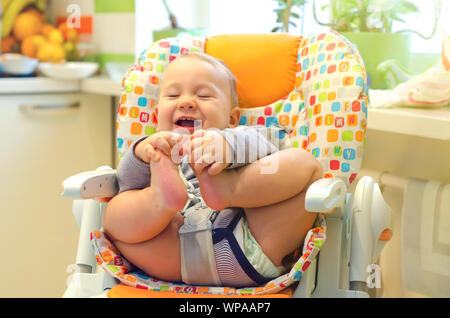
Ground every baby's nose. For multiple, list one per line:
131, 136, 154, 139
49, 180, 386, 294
178, 97, 197, 110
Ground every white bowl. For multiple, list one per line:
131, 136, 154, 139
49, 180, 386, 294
0, 54, 38, 75
37, 62, 99, 80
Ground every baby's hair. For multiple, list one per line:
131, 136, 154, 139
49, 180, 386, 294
178, 52, 239, 109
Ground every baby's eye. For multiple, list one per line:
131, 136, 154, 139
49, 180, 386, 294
197, 93, 212, 98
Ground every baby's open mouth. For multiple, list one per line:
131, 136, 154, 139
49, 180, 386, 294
175, 117, 200, 128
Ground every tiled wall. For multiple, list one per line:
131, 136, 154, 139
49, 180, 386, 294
48, 0, 135, 67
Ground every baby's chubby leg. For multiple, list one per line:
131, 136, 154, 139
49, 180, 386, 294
102, 149, 187, 244
195, 147, 323, 211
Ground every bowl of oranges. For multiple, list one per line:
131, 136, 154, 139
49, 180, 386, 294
2, 6, 81, 64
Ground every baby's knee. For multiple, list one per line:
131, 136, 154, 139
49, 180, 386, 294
282, 148, 322, 169
281, 148, 323, 185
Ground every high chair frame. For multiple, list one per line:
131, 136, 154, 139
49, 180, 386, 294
62, 167, 391, 298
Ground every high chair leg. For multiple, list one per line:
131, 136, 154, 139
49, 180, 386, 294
302, 193, 369, 298
75, 199, 103, 273
350, 176, 392, 291
64, 199, 118, 298
63, 270, 119, 298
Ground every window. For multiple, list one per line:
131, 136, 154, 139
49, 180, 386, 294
395, 0, 446, 54
207, 0, 444, 54
136, 0, 445, 55
207, 0, 282, 35
304, 0, 444, 54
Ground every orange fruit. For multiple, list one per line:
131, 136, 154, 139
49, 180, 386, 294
1, 35, 19, 53
36, 41, 66, 63
23, 8, 45, 22
47, 29, 64, 44
13, 11, 44, 41
41, 24, 56, 37
21, 35, 46, 58
58, 23, 79, 42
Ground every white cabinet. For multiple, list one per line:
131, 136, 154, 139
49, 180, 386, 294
0, 92, 113, 297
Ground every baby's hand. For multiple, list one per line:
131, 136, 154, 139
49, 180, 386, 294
135, 131, 183, 163
183, 129, 233, 175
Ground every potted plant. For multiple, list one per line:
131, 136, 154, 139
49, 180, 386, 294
271, 0, 308, 33
312, 0, 441, 89
152, 0, 205, 42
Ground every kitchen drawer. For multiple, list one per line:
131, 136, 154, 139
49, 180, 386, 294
0, 93, 113, 297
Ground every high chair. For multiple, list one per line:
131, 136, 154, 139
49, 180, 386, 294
62, 31, 392, 298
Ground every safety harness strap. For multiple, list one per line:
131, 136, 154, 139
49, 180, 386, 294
179, 208, 222, 286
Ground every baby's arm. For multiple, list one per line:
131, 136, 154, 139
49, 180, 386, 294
183, 125, 289, 175
116, 136, 152, 193
220, 125, 290, 169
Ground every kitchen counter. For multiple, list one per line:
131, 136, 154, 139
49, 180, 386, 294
0, 77, 80, 94
80, 76, 122, 96
0, 75, 120, 95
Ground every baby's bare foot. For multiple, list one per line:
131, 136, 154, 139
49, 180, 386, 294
195, 168, 236, 211
150, 150, 188, 213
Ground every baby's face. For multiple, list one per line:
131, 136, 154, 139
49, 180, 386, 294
156, 57, 239, 134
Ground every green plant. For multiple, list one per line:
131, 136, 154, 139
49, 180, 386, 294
313, 0, 441, 39
162, 0, 180, 29
271, 0, 307, 32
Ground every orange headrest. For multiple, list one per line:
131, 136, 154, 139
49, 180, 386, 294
205, 34, 301, 108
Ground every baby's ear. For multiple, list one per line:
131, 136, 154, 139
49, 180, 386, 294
228, 107, 241, 127
154, 106, 160, 129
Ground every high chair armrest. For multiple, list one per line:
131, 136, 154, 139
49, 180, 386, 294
305, 178, 347, 214
62, 166, 118, 200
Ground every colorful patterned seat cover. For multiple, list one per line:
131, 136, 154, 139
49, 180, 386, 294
92, 215, 326, 296
91, 30, 368, 295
